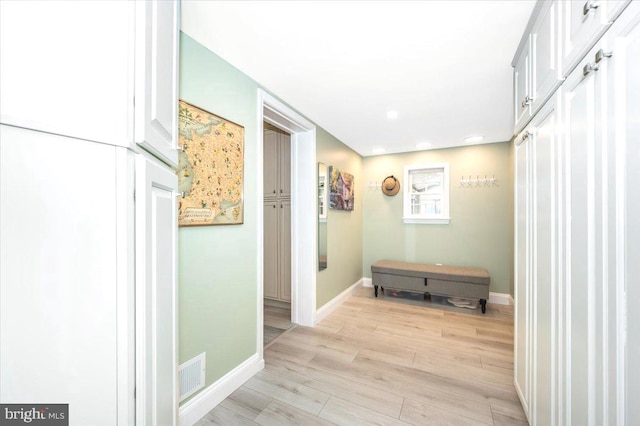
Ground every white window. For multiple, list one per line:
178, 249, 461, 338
403, 163, 450, 224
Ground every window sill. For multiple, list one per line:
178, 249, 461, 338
402, 217, 450, 225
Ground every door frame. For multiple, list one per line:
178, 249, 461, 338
256, 89, 317, 360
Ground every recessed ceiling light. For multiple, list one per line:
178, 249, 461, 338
464, 135, 484, 143
386, 110, 398, 120
371, 148, 385, 155
416, 142, 432, 149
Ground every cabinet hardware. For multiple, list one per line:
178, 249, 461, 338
280, 204, 283, 208
595, 48, 613, 63
273, 190, 276, 193
273, 205, 276, 208
280, 189, 283, 193
521, 95, 532, 109
583, 0, 599, 16
583, 62, 599, 76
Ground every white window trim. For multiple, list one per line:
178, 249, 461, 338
402, 163, 450, 224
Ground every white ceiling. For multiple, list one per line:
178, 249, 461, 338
181, 1, 535, 157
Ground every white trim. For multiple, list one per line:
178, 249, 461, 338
257, 89, 317, 375
402, 217, 451, 225
315, 279, 364, 324
362, 277, 373, 288
403, 163, 451, 224
178, 354, 264, 426
488, 292, 514, 306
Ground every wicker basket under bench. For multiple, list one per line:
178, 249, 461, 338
371, 260, 491, 314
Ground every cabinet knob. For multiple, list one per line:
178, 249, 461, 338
583, 0, 599, 16
583, 62, 599, 76
595, 48, 613, 63
273, 190, 276, 193
280, 189, 283, 193
273, 205, 276, 208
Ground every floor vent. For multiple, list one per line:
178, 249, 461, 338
178, 352, 206, 401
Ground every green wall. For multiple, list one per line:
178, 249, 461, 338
362, 142, 512, 295
178, 34, 259, 400
178, 33, 365, 402
316, 128, 363, 308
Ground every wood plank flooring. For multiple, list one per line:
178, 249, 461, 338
264, 303, 294, 347
197, 286, 526, 425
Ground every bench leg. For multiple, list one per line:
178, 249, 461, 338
374, 285, 378, 297
480, 299, 487, 314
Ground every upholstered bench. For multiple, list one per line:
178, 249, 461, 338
371, 260, 491, 313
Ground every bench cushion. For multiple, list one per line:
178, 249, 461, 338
371, 260, 490, 285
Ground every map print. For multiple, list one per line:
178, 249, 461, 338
177, 100, 244, 226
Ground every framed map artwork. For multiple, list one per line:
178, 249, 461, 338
177, 100, 244, 226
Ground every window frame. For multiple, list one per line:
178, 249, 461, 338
402, 163, 450, 224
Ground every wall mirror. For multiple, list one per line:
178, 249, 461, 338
318, 162, 328, 271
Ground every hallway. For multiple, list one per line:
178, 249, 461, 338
197, 286, 525, 425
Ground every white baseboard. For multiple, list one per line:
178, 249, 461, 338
362, 277, 373, 288
315, 278, 363, 324
179, 353, 264, 425
489, 292, 513, 306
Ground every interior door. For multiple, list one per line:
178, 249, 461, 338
136, 155, 178, 426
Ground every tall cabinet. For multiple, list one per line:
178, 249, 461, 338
0, 1, 179, 425
263, 125, 292, 303
513, 1, 638, 424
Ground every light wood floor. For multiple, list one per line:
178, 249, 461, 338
264, 303, 294, 347
197, 286, 526, 425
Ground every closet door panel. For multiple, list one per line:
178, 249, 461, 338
263, 130, 279, 197
264, 200, 279, 299
531, 100, 559, 426
279, 133, 291, 198
564, 56, 599, 426
514, 131, 531, 418
606, 4, 640, 422
279, 200, 292, 302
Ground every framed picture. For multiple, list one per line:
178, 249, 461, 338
329, 166, 355, 211
177, 100, 244, 226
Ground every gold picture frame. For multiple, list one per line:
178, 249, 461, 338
177, 100, 244, 226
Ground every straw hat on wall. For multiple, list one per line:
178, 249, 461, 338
382, 175, 400, 196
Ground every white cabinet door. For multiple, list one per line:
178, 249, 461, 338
0, 1, 132, 145
562, 40, 606, 426
514, 40, 532, 133
530, 96, 561, 426
561, 0, 610, 76
264, 200, 279, 300
514, 128, 531, 420
604, 4, 640, 423
136, 155, 178, 426
0, 125, 120, 424
279, 199, 292, 302
531, 1, 561, 114
135, 0, 179, 168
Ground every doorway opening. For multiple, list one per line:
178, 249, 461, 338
257, 89, 316, 360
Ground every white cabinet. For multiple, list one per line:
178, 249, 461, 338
514, 94, 561, 425
514, 2, 640, 424
0, 0, 179, 168
513, 1, 562, 133
0, 126, 132, 424
514, 126, 532, 418
0, 1, 180, 424
136, 156, 178, 425
134, 0, 180, 167
560, 0, 631, 77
